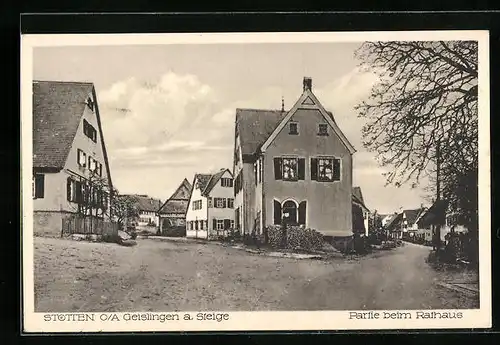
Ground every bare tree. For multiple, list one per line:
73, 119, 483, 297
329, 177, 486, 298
355, 41, 478, 233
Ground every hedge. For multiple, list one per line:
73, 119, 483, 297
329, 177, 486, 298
265, 225, 324, 251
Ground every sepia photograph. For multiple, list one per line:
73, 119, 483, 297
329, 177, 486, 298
21, 31, 491, 332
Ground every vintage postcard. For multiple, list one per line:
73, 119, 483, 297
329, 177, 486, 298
21, 31, 491, 332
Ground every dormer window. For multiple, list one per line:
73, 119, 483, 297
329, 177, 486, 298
87, 96, 94, 111
318, 123, 328, 136
289, 122, 299, 135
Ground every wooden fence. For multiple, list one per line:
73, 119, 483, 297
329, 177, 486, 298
62, 216, 118, 237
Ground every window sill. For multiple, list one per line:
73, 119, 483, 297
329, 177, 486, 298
317, 133, 329, 136
288, 132, 299, 135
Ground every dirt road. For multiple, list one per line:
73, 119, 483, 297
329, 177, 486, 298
33, 237, 479, 312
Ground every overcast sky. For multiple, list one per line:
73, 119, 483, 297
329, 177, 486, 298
33, 43, 430, 214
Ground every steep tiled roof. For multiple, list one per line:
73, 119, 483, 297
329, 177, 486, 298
353, 187, 364, 205
352, 186, 369, 212
418, 200, 449, 228
235, 108, 336, 158
386, 213, 403, 231
236, 108, 287, 157
33, 80, 94, 169
159, 178, 192, 215
403, 208, 424, 226
194, 174, 212, 192
203, 169, 232, 195
126, 195, 162, 213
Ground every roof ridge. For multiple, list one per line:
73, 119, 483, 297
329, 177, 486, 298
33, 80, 94, 85
236, 107, 286, 112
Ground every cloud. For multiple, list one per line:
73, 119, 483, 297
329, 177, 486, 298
98, 68, 428, 212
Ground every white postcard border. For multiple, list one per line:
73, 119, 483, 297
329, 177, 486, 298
21, 30, 491, 332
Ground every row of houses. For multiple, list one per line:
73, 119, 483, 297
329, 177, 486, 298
381, 200, 469, 244
32, 77, 373, 240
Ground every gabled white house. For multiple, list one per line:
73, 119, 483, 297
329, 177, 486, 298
32, 80, 113, 237
185, 169, 235, 239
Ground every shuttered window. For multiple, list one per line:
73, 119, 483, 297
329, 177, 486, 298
297, 158, 305, 180
311, 157, 341, 182
298, 201, 307, 225
275, 157, 304, 181
274, 158, 282, 180
273, 200, 282, 225
77, 149, 86, 167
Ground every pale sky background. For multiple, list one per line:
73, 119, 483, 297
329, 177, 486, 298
33, 43, 429, 214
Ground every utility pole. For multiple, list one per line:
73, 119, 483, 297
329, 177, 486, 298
435, 139, 442, 252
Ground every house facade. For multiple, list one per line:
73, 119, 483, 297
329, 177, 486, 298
33, 80, 113, 237
386, 207, 427, 240
417, 199, 469, 244
233, 77, 356, 238
158, 178, 192, 236
186, 169, 235, 239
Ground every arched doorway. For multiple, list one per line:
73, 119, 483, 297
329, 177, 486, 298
282, 200, 298, 225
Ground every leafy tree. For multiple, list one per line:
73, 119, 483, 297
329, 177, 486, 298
355, 41, 478, 235
110, 191, 140, 230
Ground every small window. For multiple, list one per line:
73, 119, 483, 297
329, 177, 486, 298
83, 119, 97, 142
289, 122, 299, 135
87, 97, 94, 111
318, 124, 329, 136
33, 174, 45, 199
227, 198, 234, 209
77, 149, 87, 167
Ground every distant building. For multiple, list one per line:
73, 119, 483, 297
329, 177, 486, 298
185, 169, 234, 239
32, 80, 113, 237
158, 178, 192, 236
417, 199, 469, 243
381, 214, 396, 228
352, 186, 370, 236
124, 194, 162, 228
386, 207, 427, 240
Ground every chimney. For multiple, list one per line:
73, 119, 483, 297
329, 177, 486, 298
303, 77, 312, 91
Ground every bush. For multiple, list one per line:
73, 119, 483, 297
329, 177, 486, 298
266, 225, 286, 248
265, 225, 324, 252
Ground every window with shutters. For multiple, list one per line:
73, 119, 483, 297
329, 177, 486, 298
311, 157, 341, 182
33, 174, 45, 199
214, 197, 226, 208
77, 149, 87, 167
274, 157, 305, 181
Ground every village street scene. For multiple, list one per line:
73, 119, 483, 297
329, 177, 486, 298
31, 40, 480, 312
